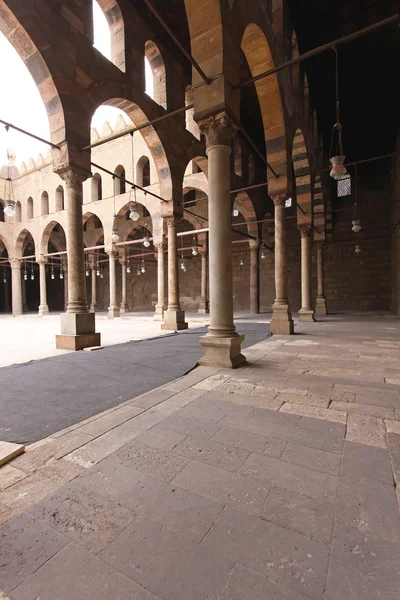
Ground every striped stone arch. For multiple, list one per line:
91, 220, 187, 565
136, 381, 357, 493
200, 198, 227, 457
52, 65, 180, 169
96, 0, 125, 72
292, 128, 312, 225
241, 23, 288, 194
40, 220, 67, 255
104, 98, 172, 201
0, 233, 10, 257
233, 193, 259, 240
15, 228, 36, 259
312, 175, 325, 242
0, 2, 65, 144
82, 212, 105, 248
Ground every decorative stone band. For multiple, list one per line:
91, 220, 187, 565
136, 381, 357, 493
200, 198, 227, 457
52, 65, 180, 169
200, 113, 238, 149
298, 224, 312, 238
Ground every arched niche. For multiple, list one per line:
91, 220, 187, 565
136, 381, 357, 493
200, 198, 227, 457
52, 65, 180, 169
95, 0, 126, 72
55, 186, 64, 212
136, 156, 151, 187
27, 197, 34, 220
114, 165, 126, 195
41, 191, 49, 216
14, 201, 22, 223
92, 173, 102, 202
145, 40, 167, 109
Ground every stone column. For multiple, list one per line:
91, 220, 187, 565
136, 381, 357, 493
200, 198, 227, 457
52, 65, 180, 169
62, 259, 68, 312
119, 255, 128, 314
298, 224, 315, 322
108, 251, 120, 319
154, 242, 166, 321
55, 166, 100, 349
11, 260, 23, 316
4, 271, 10, 312
38, 258, 49, 317
315, 242, 327, 315
270, 194, 294, 334
90, 263, 97, 313
249, 239, 260, 314
198, 115, 245, 367
162, 218, 188, 330
198, 249, 209, 314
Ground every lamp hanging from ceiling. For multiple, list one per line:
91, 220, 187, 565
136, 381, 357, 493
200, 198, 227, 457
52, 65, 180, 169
142, 192, 151, 247
191, 235, 198, 256
261, 249, 266, 260
129, 186, 140, 221
329, 47, 347, 181
3, 143, 16, 217
23, 262, 28, 281
3, 266, 7, 283
180, 235, 186, 272
60, 265, 64, 280
141, 258, 146, 274
126, 258, 131, 274
352, 165, 361, 233
111, 176, 120, 243
239, 252, 244, 267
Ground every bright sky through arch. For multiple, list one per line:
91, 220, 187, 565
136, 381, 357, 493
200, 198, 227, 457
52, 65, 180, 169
0, 1, 154, 168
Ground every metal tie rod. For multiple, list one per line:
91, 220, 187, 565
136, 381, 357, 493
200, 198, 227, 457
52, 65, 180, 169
0, 119, 60, 149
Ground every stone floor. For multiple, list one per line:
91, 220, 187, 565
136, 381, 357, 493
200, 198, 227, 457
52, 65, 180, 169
1, 312, 400, 599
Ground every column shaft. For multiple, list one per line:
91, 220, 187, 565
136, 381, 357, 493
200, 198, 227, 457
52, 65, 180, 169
298, 225, 315, 322
270, 195, 294, 334
120, 259, 128, 314
249, 242, 260, 314
162, 219, 187, 330
38, 261, 49, 316
90, 266, 97, 312
154, 243, 166, 321
11, 262, 23, 316
198, 115, 245, 367
198, 252, 209, 314
108, 252, 120, 319
315, 242, 327, 315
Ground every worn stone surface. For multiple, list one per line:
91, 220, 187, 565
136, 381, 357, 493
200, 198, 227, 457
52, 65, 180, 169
210, 426, 286, 457
135, 426, 187, 451
0, 442, 25, 467
75, 456, 143, 501
0, 464, 27, 492
346, 413, 386, 448
281, 442, 341, 476
341, 441, 394, 485
220, 564, 307, 600
172, 435, 249, 472
280, 403, 347, 424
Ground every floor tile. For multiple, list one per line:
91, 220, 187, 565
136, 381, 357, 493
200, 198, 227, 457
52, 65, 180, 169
261, 486, 335, 544
273, 425, 344, 454
210, 426, 286, 457
111, 440, 190, 482
240, 453, 338, 503
220, 564, 309, 600
75, 456, 143, 501
11, 542, 158, 600
325, 522, 400, 600
341, 441, 394, 485
336, 473, 400, 544
171, 460, 269, 515
281, 442, 341, 476
28, 480, 135, 554
135, 426, 187, 451
202, 507, 329, 600
172, 436, 249, 472
120, 475, 223, 542
0, 512, 68, 593
100, 517, 234, 600
160, 413, 223, 440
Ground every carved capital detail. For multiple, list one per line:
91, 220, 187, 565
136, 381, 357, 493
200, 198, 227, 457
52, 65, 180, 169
54, 164, 89, 186
271, 194, 287, 207
200, 114, 237, 149
298, 224, 312, 238
10, 258, 21, 269
164, 215, 178, 229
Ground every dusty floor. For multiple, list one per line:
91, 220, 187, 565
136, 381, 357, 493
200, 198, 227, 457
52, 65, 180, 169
1, 312, 400, 599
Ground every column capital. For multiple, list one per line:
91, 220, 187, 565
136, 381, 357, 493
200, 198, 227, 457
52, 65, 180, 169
37, 256, 47, 265
108, 250, 118, 258
10, 258, 21, 269
199, 113, 237, 150
298, 224, 312, 238
249, 238, 261, 250
54, 163, 90, 186
155, 241, 166, 251
271, 194, 288, 207
316, 241, 325, 251
164, 215, 178, 228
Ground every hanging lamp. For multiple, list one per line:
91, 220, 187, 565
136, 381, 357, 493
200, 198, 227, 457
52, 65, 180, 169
129, 186, 140, 221
351, 165, 361, 233
239, 252, 244, 267
60, 266, 64, 280
126, 258, 131, 274
142, 192, 151, 247
23, 262, 27, 281
329, 48, 347, 180
111, 176, 120, 243
261, 250, 266, 260
180, 235, 186, 271
3, 131, 16, 216
141, 258, 146, 274
50, 260, 55, 280
191, 235, 198, 256
3, 266, 7, 283
137, 264, 141, 276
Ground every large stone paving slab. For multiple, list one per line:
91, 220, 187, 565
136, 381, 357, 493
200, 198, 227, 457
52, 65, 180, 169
10, 543, 158, 600
220, 564, 308, 600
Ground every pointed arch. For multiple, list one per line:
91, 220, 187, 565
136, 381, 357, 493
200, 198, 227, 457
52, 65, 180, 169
92, 173, 103, 202
41, 192, 49, 216
136, 156, 151, 187
114, 165, 126, 195
55, 186, 64, 212
292, 128, 312, 224
14, 201, 21, 223
95, 0, 125, 72
233, 193, 258, 239
241, 24, 287, 191
41, 220, 67, 255
27, 197, 34, 220
15, 228, 36, 258
145, 40, 167, 109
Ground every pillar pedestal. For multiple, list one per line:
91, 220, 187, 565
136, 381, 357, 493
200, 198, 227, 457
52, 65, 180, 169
315, 297, 327, 315
161, 218, 188, 330
56, 312, 100, 350
198, 300, 209, 315
197, 115, 245, 368
270, 194, 294, 335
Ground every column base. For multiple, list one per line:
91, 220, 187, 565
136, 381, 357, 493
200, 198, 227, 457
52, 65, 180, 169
198, 334, 246, 369
108, 306, 120, 319
120, 302, 129, 315
56, 312, 101, 350
198, 300, 209, 314
89, 304, 97, 313
315, 298, 327, 315
161, 309, 188, 330
298, 308, 315, 322
270, 302, 294, 335
154, 304, 167, 321
38, 305, 49, 317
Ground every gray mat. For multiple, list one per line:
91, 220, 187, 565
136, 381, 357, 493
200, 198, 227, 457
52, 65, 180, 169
0, 323, 270, 444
